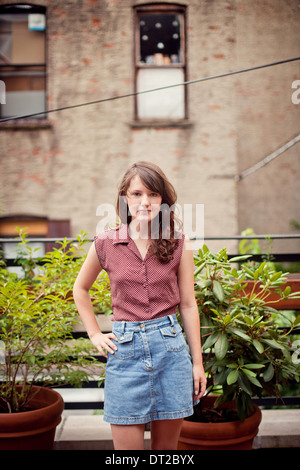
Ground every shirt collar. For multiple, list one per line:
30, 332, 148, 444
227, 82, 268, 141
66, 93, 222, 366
112, 223, 154, 261
112, 224, 130, 244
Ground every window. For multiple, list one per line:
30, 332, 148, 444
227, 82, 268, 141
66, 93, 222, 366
0, 216, 70, 275
0, 4, 46, 120
134, 4, 187, 121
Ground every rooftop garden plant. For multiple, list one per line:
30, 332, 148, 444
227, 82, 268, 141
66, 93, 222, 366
0, 229, 109, 414
192, 245, 300, 421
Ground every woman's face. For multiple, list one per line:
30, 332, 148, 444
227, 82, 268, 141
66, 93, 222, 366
126, 175, 162, 225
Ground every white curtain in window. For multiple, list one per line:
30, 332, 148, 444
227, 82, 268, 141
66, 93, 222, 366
3, 91, 45, 118
137, 68, 184, 119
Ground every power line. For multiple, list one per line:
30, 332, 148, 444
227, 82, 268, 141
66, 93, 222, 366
0, 56, 299, 123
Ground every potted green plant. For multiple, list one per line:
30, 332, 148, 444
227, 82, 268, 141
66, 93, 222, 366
178, 245, 300, 450
0, 230, 107, 450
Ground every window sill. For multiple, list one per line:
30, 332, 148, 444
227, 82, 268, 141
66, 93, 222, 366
0, 119, 52, 131
129, 119, 193, 129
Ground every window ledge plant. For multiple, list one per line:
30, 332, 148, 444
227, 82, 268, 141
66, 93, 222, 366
192, 245, 300, 422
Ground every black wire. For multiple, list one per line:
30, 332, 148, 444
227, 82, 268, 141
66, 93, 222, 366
0, 56, 299, 123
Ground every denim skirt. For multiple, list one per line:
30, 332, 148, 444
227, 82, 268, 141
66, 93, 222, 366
103, 314, 197, 425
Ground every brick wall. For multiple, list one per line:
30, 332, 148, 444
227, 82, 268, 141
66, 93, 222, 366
0, 0, 299, 253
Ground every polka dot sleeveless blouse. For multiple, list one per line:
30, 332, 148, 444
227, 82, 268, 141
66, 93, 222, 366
94, 224, 185, 322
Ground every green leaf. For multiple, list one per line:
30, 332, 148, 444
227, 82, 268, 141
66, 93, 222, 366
243, 363, 265, 370
216, 248, 227, 261
263, 363, 274, 382
256, 262, 266, 275
28, 355, 35, 365
210, 308, 221, 316
237, 373, 252, 396
197, 279, 212, 289
293, 314, 300, 327
244, 315, 252, 325
241, 368, 256, 378
227, 363, 238, 368
230, 327, 251, 342
242, 265, 256, 278
229, 255, 252, 263
283, 285, 291, 297
214, 368, 228, 386
212, 280, 224, 303
227, 369, 239, 385
246, 374, 262, 388
271, 272, 283, 282
194, 262, 206, 276
253, 339, 264, 354
214, 333, 228, 360
202, 330, 219, 349
231, 268, 238, 278
263, 339, 286, 351
252, 315, 264, 326
237, 357, 244, 366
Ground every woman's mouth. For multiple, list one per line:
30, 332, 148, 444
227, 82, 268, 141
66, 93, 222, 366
137, 209, 151, 215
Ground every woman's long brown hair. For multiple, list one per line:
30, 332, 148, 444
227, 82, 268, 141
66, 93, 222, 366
116, 161, 182, 263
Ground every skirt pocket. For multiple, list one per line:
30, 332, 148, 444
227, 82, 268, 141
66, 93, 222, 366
160, 325, 186, 352
113, 331, 134, 359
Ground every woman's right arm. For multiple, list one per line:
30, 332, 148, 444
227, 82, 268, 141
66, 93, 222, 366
73, 242, 117, 358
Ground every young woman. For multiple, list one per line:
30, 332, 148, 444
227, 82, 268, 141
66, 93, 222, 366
73, 161, 206, 450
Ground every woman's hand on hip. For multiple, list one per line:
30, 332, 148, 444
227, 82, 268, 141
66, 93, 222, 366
90, 332, 118, 358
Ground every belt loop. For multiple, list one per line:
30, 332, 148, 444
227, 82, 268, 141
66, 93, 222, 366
169, 315, 176, 334
120, 321, 125, 339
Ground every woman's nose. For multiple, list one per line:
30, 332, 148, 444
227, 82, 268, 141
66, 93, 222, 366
140, 194, 150, 206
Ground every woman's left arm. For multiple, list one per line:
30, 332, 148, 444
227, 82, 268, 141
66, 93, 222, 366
177, 235, 207, 400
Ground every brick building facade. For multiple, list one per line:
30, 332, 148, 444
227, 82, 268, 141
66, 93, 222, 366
0, 0, 299, 253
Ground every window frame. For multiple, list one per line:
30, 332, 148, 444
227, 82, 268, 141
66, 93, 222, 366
0, 215, 71, 254
0, 3, 47, 122
133, 3, 188, 123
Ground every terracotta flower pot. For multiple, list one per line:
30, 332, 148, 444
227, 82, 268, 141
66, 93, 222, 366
178, 396, 262, 450
243, 276, 300, 310
0, 386, 64, 450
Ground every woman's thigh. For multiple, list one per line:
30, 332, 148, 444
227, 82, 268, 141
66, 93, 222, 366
150, 418, 183, 450
111, 423, 145, 450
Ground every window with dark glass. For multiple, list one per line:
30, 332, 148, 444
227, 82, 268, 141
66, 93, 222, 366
0, 4, 46, 120
134, 4, 187, 121
139, 13, 182, 65
0, 216, 71, 275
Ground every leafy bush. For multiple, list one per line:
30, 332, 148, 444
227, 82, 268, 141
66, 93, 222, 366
194, 245, 300, 420
0, 230, 110, 413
